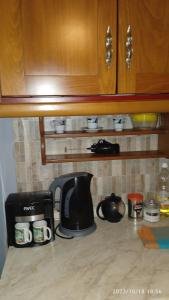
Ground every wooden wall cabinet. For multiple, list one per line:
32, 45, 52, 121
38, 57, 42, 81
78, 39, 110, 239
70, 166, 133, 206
118, 0, 169, 94
0, 0, 117, 96
0, 0, 169, 97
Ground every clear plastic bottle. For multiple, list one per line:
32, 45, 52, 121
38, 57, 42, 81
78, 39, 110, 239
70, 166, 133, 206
157, 162, 169, 215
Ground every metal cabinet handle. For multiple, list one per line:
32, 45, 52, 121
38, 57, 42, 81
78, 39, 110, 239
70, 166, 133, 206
105, 26, 113, 67
126, 25, 133, 68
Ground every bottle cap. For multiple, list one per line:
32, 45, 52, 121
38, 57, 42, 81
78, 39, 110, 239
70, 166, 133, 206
162, 162, 168, 168
128, 193, 143, 202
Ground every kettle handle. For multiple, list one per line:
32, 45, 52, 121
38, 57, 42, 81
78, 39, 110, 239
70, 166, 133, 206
49, 177, 74, 209
96, 201, 106, 220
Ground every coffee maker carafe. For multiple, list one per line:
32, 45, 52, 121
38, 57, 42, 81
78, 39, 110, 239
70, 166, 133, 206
49, 172, 96, 237
5, 191, 55, 247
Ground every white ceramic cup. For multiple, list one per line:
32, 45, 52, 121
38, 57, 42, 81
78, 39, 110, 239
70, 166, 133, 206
114, 123, 124, 131
113, 116, 124, 131
55, 124, 65, 133
15, 222, 32, 245
33, 220, 52, 243
87, 117, 98, 129
51, 119, 65, 133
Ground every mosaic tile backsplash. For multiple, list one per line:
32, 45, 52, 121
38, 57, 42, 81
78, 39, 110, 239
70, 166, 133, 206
13, 116, 166, 206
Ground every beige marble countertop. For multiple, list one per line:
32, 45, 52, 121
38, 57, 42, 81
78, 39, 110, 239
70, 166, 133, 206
0, 218, 169, 300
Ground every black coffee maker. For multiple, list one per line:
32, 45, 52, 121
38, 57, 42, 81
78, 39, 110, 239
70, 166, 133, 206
5, 191, 55, 247
49, 172, 96, 237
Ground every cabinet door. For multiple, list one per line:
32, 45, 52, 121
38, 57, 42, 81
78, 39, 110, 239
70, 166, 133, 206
118, 0, 169, 93
0, 0, 117, 96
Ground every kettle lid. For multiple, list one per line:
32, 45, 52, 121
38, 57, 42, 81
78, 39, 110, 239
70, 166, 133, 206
105, 193, 121, 203
55, 172, 93, 179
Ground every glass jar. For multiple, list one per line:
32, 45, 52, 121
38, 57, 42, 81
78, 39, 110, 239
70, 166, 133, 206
143, 198, 160, 223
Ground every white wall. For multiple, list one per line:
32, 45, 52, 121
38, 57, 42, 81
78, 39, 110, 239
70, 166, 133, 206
0, 119, 16, 276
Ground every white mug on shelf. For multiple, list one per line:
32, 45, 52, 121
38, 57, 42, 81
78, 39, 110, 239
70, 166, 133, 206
51, 118, 65, 133
55, 124, 65, 133
113, 115, 125, 131
87, 116, 98, 129
33, 220, 52, 243
15, 222, 32, 245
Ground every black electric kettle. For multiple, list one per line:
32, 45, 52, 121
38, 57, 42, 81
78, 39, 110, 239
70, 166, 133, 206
49, 172, 96, 237
96, 193, 125, 223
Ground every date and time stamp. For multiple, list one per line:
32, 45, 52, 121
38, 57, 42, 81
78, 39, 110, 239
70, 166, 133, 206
112, 288, 162, 296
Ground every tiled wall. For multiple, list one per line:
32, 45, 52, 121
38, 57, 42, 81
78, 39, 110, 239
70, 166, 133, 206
13, 116, 164, 206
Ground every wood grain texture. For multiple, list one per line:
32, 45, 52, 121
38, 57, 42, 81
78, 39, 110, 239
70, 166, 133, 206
44, 129, 164, 139
2, 93, 169, 104
1, 99, 169, 117
0, 0, 26, 95
118, 0, 169, 93
158, 113, 169, 156
45, 151, 166, 164
22, 0, 98, 76
39, 117, 46, 164
0, 0, 117, 96
136, 74, 169, 93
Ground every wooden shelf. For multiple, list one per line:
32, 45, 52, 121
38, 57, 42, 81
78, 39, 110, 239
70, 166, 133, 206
39, 116, 169, 165
45, 151, 167, 163
44, 128, 166, 138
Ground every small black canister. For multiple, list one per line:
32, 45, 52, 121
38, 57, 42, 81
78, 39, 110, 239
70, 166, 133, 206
128, 193, 143, 220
